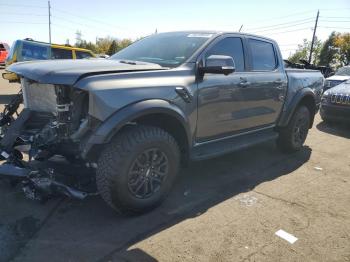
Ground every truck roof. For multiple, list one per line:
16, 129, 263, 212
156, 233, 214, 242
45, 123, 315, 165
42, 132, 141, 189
160, 30, 277, 43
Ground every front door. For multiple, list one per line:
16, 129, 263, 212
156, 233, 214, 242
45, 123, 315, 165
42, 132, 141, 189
196, 36, 249, 142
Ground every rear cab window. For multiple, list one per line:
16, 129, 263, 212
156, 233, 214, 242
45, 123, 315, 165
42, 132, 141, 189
20, 41, 49, 61
75, 50, 93, 59
51, 48, 73, 59
248, 39, 277, 71
205, 37, 245, 72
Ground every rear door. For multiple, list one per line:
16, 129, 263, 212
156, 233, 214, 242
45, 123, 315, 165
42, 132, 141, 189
239, 38, 287, 129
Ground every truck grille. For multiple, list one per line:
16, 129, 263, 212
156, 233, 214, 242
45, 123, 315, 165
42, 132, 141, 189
21, 78, 58, 114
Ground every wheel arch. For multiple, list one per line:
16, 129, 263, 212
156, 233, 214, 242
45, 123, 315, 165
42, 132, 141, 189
82, 99, 192, 162
277, 88, 316, 129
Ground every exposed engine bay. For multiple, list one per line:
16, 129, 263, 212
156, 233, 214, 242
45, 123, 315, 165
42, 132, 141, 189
0, 78, 97, 201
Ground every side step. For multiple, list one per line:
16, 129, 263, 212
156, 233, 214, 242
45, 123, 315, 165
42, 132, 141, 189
191, 128, 279, 161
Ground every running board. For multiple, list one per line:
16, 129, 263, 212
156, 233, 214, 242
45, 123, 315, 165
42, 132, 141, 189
191, 128, 278, 161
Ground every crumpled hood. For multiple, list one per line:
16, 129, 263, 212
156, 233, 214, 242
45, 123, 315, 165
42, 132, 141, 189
7, 59, 164, 85
325, 81, 350, 94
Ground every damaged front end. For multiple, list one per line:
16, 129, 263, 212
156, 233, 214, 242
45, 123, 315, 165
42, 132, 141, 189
0, 78, 98, 201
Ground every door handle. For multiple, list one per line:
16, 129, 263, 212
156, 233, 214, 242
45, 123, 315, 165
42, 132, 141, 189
274, 79, 283, 84
239, 77, 250, 88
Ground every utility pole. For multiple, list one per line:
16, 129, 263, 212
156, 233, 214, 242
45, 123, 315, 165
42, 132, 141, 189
48, 1, 51, 44
308, 10, 319, 64
238, 24, 243, 32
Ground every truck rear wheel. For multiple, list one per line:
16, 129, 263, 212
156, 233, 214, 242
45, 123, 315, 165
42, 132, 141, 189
277, 105, 310, 153
96, 125, 180, 215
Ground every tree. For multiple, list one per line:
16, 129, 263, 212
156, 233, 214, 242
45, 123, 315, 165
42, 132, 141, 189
74, 34, 135, 55
319, 31, 338, 66
96, 36, 114, 54
288, 38, 322, 65
288, 39, 309, 64
334, 32, 350, 66
107, 40, 119, 55
75, 40, 97, 53
118, 38, 132, 51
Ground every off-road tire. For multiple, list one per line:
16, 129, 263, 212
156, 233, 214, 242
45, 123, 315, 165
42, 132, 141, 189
96, 125, 180, 215
277, 105, 311, 153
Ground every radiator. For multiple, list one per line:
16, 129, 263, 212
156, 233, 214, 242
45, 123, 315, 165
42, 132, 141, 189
21, 78, 57, 114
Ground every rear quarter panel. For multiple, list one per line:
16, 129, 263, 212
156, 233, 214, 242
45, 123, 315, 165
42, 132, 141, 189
277, 69, 324, 126
285, 69, 324, 105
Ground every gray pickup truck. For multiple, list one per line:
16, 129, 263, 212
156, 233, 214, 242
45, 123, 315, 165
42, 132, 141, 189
0, 31, 323, 214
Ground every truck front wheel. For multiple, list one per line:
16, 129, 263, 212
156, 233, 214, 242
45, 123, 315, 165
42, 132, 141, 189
96, 125, 180, 215
277, 105, 311, 153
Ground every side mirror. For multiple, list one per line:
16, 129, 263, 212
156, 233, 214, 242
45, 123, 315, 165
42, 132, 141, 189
200, 55, 235, 75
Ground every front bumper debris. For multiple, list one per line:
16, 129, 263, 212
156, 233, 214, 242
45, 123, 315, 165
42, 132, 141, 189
0, 91, 97, 202
0, 160, 97, 201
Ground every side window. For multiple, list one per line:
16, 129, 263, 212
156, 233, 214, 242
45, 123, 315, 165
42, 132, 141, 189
248, 39, 276, 71
51, 48, 73, 59
205, 37, 245, 72
21, 42, 49, 61
75, 51, 93, 59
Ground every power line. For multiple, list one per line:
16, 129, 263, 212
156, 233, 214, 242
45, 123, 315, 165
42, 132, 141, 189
244, 10, 316, 25
319, 26, 350, 30
319, 7, 350, 11
279, 43, 301, 46
0, 20, 47, 24
251, 20, 314, 33
245, 17, 314, 31
52, 7, 127, 31
262, 27, 312, 36
51, 15, 116, 34
280, 48, 298, 52
52, 22, 77, 31
320, 16, 350, 19
0, 12, 47, 16
320, 20, 350, 23
0, 3, 46, 8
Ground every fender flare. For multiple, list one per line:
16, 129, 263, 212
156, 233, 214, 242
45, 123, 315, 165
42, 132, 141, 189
277, 88, 316, 127
81, 99, 191, 158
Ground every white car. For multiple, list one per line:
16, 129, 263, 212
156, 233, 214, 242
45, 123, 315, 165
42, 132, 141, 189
324, 66, 350, 91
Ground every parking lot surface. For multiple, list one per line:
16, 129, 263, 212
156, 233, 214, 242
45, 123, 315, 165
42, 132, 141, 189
0, 70, 349, 262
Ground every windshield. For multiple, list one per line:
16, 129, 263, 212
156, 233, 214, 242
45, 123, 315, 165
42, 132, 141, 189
335, 66, 350, 76
110, 32, 213, 68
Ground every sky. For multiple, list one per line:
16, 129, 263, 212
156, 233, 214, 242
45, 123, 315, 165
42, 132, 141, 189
0, 0, 349, 58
